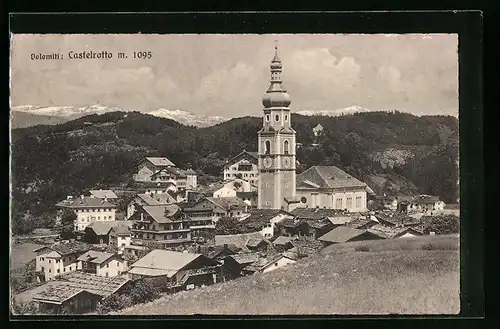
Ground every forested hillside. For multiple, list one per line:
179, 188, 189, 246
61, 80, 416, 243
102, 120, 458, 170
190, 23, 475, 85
11, 110, 459, 230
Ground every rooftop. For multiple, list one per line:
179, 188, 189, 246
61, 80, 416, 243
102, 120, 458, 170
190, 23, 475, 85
130, 249, 205, 273
77, 250, 116, 264
345, 217, 378, 229
32, 284, 90, 305
86, 221, 132, 236
413, 194, 441, 204
241, 209, 292, 229
57, 271, 130, 298
367, 224, 421, 239
56, 196, 117, 209
227, 253, 260, 265
318, 226, 380, 244
89, 189, 118, 199
291, 208, 350, 220
296, 166, 366, 189
206, 197, 248, 211
145, 157, 176, 167
215, 232, 264, 250
272, 236, 293, 246
140, 204, 183, 223
35, 241, 92, 257
136, 193, 177, 206
224, 150, 258, 166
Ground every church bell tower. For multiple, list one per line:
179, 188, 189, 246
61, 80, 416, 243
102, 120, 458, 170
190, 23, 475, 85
258, 43, 297, 210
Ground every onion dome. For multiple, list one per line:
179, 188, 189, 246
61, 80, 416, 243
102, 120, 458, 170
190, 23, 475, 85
262, 44, 291, 108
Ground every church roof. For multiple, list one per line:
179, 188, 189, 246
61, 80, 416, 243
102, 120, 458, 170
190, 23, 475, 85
296, 166, 366, 189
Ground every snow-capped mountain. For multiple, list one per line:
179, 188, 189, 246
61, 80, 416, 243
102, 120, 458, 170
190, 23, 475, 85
296, 105, 378, 117
10, 104, 229, 128
12, 104, 122, 118
147, 108, 228, 128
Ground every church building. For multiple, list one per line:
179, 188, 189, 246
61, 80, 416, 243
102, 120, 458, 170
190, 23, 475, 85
258, 45, 297, 210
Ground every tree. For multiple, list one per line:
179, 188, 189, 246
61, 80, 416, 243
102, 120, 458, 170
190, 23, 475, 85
215, 217, 248, 235
57, 209, 77, 239
129, 280, 160, 304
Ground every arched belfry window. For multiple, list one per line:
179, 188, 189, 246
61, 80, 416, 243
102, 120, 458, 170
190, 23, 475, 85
265, 140, 271, 154
284, 140, 289, 155
275, 114, 280, 122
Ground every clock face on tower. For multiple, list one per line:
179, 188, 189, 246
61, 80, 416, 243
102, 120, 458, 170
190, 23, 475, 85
282, 156, 291, 169
263, 156, 273, 168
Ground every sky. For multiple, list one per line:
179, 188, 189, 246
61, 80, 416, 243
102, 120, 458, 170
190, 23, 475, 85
10, 34, 458, 117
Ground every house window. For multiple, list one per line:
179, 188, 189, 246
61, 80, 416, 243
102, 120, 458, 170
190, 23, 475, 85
70, 266, 72, 271
265, 140, 271, 154
57, 269, 60, 273
284, 140, 289, 154
336, 198, 343, 209
107, 264, 109, 268
49, 269, 51, 273
356, 196, 362, 208
275, 263, 278, 267
265, 183, 269, 187
106, 272, 109, 277
63, 268, 66, 272
346, 197, 353, 209
48, 260, 51, 264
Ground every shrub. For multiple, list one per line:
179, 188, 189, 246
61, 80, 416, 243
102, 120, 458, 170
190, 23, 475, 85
97, 294, 133, 314
355, 245, 370, 252
129, 280, 160, 305
11, 299, 40, 315
421, 242, 434, 250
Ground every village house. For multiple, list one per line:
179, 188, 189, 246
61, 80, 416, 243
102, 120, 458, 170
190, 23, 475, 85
88, 189, 119, 200
34, 241, 92, 282
126, 193, 177, 219
56, 195, 117, 232
375, 195, 398, 211
129, 204, 192, 248
179, 205, 217, 241
81, 220, 132, 245
150, 167, 198, 191
272, 236, 295, 252
133, 157, 176, 182
127, 249, 222, 292
409, 194, 446, 213
32, 271, 131, 314
274, 217, 334, 241
197, 244, 242, 261
191, 197, 249, 221
108, 224, 132, 255
223, 150, 259, 185
187, 178, 258, 208
77, 250, 127, 277
295, 166, 373, 212
239, 209, 295, 238
317, 226, 384, 247
222, 253, 260, 280
33, 285, 102, 315
242, 254, 297, 275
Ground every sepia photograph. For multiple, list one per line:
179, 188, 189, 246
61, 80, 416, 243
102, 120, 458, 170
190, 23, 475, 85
10, 32, 460, 316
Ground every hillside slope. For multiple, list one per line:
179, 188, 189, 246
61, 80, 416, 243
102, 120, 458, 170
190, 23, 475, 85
116, 235, 459, 315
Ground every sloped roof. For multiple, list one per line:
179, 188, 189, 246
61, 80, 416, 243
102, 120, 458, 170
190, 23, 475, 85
318, 226, 380, 244
86, 221, 131, 236
36, 241, 92, 257
225, 150, 258, 166
199, 244, 241, 259
242, 209, 292, 229
375, 212, 421, 227
296, 166, 366, 189
215, 232, 264, 250
130, 250, 206, 273
145, 157, 176, 167
245, 254, 295, 272
58, 271, 130, 298
345, 217, 378, 229
228, 253, 259, 265
32, 285, 93, 304
206, 197, 248, 211
273, 236, 293, 246
136, 193, 176, 206
56, 196, 116, 209
141, 204, 183, 223
246, 238, 266, 248
367, 224, 423, 239
291, 208, 349, 220
413, 194, 441, 204
77, 250, 116, 264
89, 190, 118, 199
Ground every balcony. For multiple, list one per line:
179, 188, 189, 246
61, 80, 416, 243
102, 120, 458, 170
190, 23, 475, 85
130, 227, 190, 234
